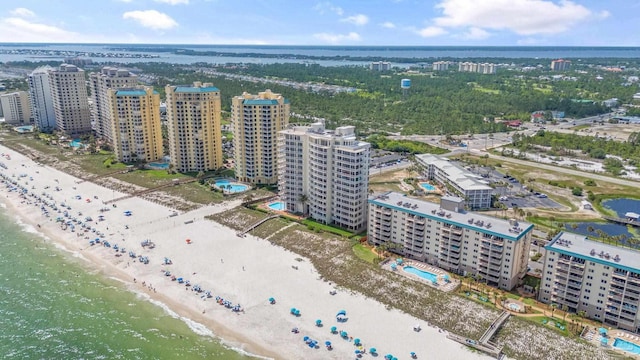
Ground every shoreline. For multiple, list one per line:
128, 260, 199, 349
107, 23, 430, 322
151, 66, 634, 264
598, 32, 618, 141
0, 144, 490, 360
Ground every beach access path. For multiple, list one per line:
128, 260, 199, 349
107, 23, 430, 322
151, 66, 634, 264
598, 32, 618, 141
0, 144, 491, 360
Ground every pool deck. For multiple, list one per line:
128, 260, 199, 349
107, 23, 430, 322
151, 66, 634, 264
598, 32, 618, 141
385, 259, 458, 292
585, 329, 640, 358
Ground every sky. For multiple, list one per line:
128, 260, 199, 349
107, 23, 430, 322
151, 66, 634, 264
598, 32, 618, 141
0, 0, 636, 46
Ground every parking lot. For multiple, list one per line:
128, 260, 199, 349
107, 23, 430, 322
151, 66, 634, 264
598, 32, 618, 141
460, 163, 563, 210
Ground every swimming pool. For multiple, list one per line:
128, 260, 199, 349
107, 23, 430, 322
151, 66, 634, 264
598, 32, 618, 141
420, 183, 436, 191
613, 338, 640, 355
14, 125, 34, 133
268, 201, 285, 211
508, 303, 521, 312
69, 139, 83, 148
214, 179, 249, 193
148, 162, 169, 169
402, 266, 438, 283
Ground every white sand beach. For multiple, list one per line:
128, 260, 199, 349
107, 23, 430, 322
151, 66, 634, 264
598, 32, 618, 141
0, 144, 492, 360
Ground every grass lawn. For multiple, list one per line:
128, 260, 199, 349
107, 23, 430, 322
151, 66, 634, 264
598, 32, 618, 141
505, 293, 521, 300
301, 218, 355, 238
352, 243, 379, 264
523, 298, 537, 306
74, 154, 128, 176
162, 181, 226, 205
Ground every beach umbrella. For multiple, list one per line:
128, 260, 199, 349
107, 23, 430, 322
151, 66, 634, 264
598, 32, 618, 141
315, 319, 322, 326
369, 347, 377, 354
268, 297, 275, 304
336, 310, 347, 316
385, 355, 392, 360
330, 326, 337, 333
354, 338, 361, 345
355, 350, 360, 354
325, 341, 331, 346
303, 336, 310, 342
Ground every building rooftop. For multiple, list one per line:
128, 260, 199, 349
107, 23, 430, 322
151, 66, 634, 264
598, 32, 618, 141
416, 154, 491, 191
369, 192, 532, 241
546, 231, 640, 273
243, 99, 280, 105
174, 86, 219, 93
115, 90, 156, 96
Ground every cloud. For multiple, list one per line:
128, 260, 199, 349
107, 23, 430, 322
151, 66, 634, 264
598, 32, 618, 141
313, 32, 361, 44
154, 0, 189, 5
122, 10, 178, 30
115, 0, 134, 2
380, 22, 396, 29
432, 0, 596, 35
313, 2, 343, 16
340, 14, 369, 26
10, 8, 36, 18
0, 17, 81, 42
416, 26, 447, 38
464, 27, 490, 40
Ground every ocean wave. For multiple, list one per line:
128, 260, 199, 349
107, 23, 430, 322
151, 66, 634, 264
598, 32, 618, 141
139, 295, 273, 360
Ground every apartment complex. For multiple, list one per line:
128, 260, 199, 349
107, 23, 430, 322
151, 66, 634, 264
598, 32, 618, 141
90, 67, 139, 144
539, 232, 640, 333
0, 91, 31, 124
416, 154, 492, 210
107, 87, 162, 163
278, 122, 370, 232
368, 192, 532, 290
458, 62, 497, 74
165, 82, 223, 173
49, 64, 92, 135
28, 65, 56, 131
432, 61, 451, 71
232, 90, 289, 185
551, 59, 571, 71
370, 61, 391, 71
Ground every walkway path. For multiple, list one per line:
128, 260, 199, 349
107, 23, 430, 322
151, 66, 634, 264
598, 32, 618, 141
237, 215, 280, 237
265, 222, 296, 241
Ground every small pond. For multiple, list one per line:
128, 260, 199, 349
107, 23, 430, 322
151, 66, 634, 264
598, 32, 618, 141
568, 198, 640, 248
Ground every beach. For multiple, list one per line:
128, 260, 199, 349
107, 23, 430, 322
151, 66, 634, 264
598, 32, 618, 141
0, 144, 492, 360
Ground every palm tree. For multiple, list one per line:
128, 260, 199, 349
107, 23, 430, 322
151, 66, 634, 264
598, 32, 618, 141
550, 303, 558, 318
561, 304, 569, 322
298, 194, 309, 216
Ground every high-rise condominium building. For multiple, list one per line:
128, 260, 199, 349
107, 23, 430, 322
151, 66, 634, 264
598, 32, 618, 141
551, 59, 571, 71
278, 122, 370, 231
108, 87, 162, 164
49, 64, 91, 135
90, 67, 138, 144
28, 65, 56, 131
0, 91, 31, 124
165, 82, 223, 173
368, 192, 533, 290
539, 232, 640, 333
432, 61, 451, 71
370, 61, 391, 71
232, 90, 289, 185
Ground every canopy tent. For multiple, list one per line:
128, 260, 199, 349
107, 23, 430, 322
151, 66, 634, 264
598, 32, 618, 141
336, 310, 347, 316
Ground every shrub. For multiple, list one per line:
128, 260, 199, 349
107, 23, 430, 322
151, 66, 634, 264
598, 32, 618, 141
571, 187, 583, 196
584, 179, 596, 186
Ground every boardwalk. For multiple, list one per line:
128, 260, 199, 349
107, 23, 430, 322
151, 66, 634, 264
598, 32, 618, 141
236, 215, 279, 237
447, 311, 509, 359
104, 178, 197, 204
603, 216, 640, 227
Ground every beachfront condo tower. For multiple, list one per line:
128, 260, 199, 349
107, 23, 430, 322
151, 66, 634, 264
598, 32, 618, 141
232, 90, 289, 185
107, 87, 163, 164
0, 91, 31, 125
28, 65, 56, 132
49, 64, 92, 136
278, 122, 370, 232
368, 192, 533, 290
539, 231, 640, 333
165, 82, 223, 173
90, 67, 139, 144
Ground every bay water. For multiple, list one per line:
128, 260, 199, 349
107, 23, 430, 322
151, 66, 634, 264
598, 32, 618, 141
0, 204, 252, 359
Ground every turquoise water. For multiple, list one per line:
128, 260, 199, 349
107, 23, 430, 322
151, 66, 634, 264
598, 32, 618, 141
0, 205, 252, 360
69, 139, 83, 148
267, 201, 285, 211
149, 162, 170, 169
402, 266, 438, 283
420, 183, 436, 191
214, 180, 249, 193
14, 126, 34, 133
613, 338, 640, 355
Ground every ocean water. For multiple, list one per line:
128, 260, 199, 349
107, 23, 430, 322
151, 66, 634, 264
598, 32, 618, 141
0, 204, 252, 360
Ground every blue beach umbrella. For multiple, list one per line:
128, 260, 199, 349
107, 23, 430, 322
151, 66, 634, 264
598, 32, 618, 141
316, 319, 322, 326
330, 326, 337, 333
325, 341, 332, 346
354, 338, 361, 345
370, 347, 377, 354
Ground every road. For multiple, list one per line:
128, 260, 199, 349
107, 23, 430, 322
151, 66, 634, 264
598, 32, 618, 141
464, 149, 640, 188
369, 161, 411, 176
